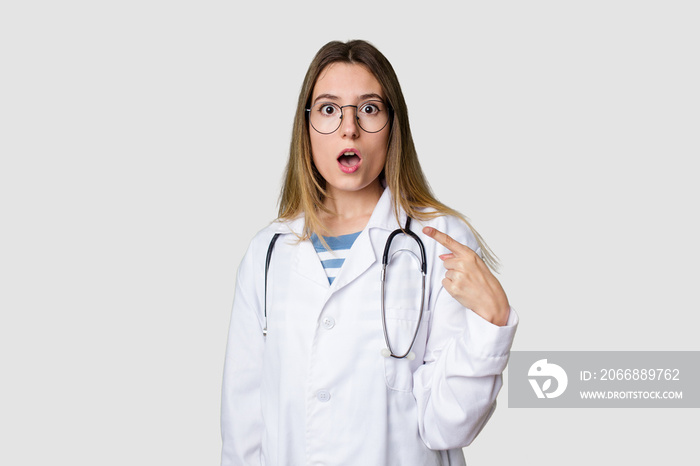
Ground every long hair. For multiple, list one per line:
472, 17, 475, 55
278, 40, 499, 270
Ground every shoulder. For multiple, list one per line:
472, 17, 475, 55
248, 217, 299, 251
250, 220, 286, 243
239, 217, 300, 269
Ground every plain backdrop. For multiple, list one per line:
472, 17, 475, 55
1, 1, 698, 465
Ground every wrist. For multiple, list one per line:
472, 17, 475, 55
479, 300, 510, 327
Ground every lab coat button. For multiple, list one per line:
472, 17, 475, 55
322, 316, 335, 329
316, 390, 331, 402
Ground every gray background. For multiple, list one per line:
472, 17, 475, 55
1, 1, 698, 465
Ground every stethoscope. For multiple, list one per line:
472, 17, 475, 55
263, 217, 426, 360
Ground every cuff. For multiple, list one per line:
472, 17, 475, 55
462, 306, 519, 359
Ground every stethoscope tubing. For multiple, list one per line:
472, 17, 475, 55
262, 217, 427, 360
380, 217, 427, 359
263, 232, 281, 337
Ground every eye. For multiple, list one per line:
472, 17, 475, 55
318, 104, 339, 117
360, 102, 382, 116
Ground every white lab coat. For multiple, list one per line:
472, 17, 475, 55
221, 188, 518, 466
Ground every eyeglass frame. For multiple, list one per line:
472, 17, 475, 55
305, 100, 393, 135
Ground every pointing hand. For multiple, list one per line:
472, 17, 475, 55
423, 227, 510, 326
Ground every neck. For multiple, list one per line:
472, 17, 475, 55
320, 180, 384, 236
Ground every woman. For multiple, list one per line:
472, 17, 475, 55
222, 40, 518, 466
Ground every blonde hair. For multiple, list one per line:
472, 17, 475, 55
278, 40, 499, 270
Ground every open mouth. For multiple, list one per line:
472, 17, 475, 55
337, 149, 362, 173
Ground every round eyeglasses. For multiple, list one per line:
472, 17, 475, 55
306, 100, 391, 134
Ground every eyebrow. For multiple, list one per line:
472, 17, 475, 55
312, 93, 384, 105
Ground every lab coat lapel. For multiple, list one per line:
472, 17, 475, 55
328, 228, 376, 291
276, 216, 330, 289
295, 238, 331, 289
330, 188, 401, 292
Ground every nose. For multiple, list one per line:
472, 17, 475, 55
339, 105, 360, 139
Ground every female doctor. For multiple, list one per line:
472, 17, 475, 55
221, 40, 518, 466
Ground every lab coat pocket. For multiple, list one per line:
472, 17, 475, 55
383, 308, 421, 392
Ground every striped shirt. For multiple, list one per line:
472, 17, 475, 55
310, 231, 361, 284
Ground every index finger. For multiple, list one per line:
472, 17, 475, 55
422, 226, 470, 256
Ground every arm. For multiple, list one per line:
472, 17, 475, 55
221, 242, 265, 466
411, 224, 518, 450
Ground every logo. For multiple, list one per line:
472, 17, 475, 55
528, 359, 568, 399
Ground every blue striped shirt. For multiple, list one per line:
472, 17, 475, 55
310, 231, 361, 284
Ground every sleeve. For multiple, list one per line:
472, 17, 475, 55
411, 221, 519, 450
221, 238, 266, 466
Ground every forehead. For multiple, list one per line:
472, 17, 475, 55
312, 62, 384, 100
